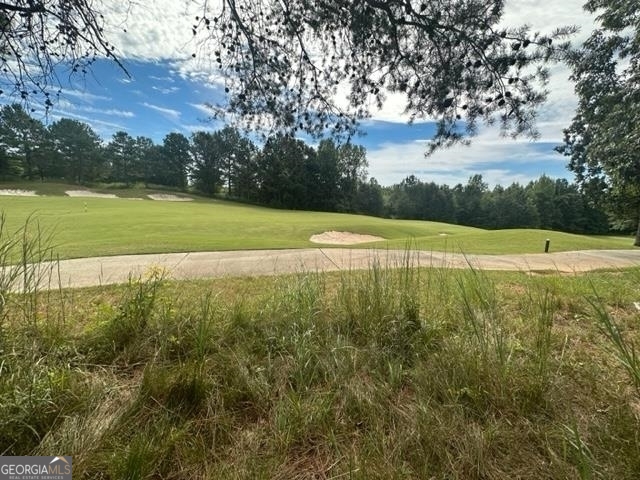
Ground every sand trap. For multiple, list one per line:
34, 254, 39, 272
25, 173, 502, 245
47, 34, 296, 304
310, 231, 384, 245
0, 189, 38, 196
147, 194, 193, 202
439, 233, 448, 236
66, 190, 118, 199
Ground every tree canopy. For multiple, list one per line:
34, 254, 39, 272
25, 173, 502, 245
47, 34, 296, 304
0, 0, 125, 105
557, 0, 640, 245
1, 1, 574, 151
196, 0, 573, 149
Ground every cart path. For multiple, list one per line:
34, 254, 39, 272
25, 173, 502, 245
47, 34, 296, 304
10, 248, 640, 291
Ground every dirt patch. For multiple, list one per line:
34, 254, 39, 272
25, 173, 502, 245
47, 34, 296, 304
309, 231, 384, 245
66, 190, 118, 199
0, 189, 38, 196
147, 194, 193, 202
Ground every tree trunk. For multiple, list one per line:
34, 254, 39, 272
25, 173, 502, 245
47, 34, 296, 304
635, 208, 640, 247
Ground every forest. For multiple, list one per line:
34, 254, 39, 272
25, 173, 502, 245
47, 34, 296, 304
0, 103, 615, 235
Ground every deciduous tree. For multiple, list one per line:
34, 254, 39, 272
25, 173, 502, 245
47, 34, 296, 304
557, 0, 640, 245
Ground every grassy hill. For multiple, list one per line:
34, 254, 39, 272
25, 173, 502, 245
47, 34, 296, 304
0, 182, 634, 259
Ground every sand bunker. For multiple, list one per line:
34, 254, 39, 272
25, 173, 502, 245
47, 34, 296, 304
0, 189, 38, 196
147, 194, 193, 202
66, 190, 118, 199
310, 231, 384, 245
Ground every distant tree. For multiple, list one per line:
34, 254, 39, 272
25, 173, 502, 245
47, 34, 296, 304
454, 174, 488, 226
385, 176, 457, 222
218, 126, 256, 198
190, 131, 223, 196
336, 143, 368, 212
134, 136, 155, 184
143, 145, 170, 186
313, 139, 342, 211
486, 182, 538, 228
106, 131, 138, 184
0, 103, 49, 179
355, 178, 384, 217
526, 175, 560, 230
48, 118, 103, 183
162, 133, 191, 189
557, 0, 640, 245
257, 135, 315, 209
388, 175, 421, 219
232, 142, 258, 202
0, 147, 10, 177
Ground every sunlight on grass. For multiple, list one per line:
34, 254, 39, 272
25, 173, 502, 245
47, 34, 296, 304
0, 192, 633, 259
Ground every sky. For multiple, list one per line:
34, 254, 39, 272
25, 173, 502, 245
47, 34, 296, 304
1, 0, 599, 187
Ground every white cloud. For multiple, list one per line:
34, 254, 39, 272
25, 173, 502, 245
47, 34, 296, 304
500, 0, 595, 41
141, 102, 181, 119
149, 75, 176, 83
366, 127, 568, 187
188, 102, 216, 116
49, 110, 127, 133
100, 0, 203, 61
59, 89, 112, 103
57, 100, 135, 118
180, 123, 218, 133
152, 86, 180, 94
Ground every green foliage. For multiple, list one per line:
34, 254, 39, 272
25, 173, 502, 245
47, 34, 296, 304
0, 104, 50, 180
385, 173, 610, 234
588, 287, 640, 391
558, 0, 640, 245
48, 118, 104, 183
105, 131, 145, 184
85, 271, 163, 364
161, 132, 191, 189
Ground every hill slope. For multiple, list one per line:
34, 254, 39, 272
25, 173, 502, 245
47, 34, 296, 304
0, 184, 634, 259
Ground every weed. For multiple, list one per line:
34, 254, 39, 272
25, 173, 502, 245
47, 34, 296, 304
588, 287, 640, 391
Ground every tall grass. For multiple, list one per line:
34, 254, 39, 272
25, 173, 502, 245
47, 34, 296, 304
1, 224, 639, 477
588, 280, 640, 391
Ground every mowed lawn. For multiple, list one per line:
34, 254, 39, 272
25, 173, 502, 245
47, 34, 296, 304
0, 193, 635, 259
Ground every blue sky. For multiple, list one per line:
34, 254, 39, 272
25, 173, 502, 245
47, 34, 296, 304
1, 0, 597, 187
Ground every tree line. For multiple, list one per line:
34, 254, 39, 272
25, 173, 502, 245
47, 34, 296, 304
0, 103, 618, 235
0, 103, 375, 214
384, 174, 610, 234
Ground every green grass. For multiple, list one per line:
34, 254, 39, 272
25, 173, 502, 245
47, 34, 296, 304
2, 258, 640, 478
1, 183, 635, 259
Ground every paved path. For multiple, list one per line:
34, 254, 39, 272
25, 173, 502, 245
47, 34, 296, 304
9, 248, 640, 291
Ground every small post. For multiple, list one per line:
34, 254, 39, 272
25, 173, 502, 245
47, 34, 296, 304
544, 238, 550, 253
